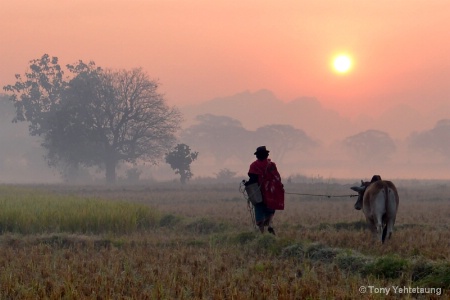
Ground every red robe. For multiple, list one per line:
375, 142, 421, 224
248, 159, 284, 210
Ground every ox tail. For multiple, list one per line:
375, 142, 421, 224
382, 184, 389, 243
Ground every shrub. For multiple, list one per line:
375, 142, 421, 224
186, 239, 207, 247
185, 218, 227, 234
232, 231, 258, 245
252, 234, 278, 254
333, 220, 367, 231
411, 259, 435, 282
317, 223, 332, 230
363, 255, 408, 279
159, 214, 182, 228
416, 263, 450, 289
280, 243, 304, 260
335, 251, 371, 273
306, 242, 340, 263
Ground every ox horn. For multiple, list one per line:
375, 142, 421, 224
350, 185, 366, 193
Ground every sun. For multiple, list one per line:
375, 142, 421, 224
333, 54, 352, 74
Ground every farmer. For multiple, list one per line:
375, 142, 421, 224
245, 146, 284, 235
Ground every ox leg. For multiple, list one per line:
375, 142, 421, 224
377, 223, 384, 242
375, 211, 385, 243
385, 194, 397, 241
381, 216, 395, 243
366, 218, 379, 242
385, 218, 396, 241
382, 225, 388, 243
374, 215, 384, 242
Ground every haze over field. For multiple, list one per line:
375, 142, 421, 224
1, 1, 450, 182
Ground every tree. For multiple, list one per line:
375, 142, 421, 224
253, 124, 319, 163
181, 115, 320, 172
342, 129, 396, 162
165, 143, 199, 184
3, 54, 182, 183
215, 168, 237, 182
180, 114, 252, 162
408, 119, 450, 160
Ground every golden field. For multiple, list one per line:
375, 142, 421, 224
0, 181, 448, 299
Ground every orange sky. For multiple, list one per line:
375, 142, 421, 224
2, 0, 450, 118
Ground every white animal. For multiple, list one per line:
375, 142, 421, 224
351, 180, 399, 243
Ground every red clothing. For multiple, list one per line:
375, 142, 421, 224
249, 159, 277, 183
248, 159, 284, 210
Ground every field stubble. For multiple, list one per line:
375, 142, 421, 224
65, 182, 449, 260
0, 181, 448, 299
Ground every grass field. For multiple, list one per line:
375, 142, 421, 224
0, 181, 448, 299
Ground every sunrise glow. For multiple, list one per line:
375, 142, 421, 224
333, 55, 352, 74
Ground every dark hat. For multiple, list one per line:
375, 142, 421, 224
254, 146, 270, 155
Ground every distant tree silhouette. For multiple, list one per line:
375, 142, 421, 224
180, 114, 252, 162
408, 119, 450, 160
253, 124, 319, 163
181, 114, 319, 168
343, 129, 396, 162
214, 168, 237, 182
165, 143, 199, 184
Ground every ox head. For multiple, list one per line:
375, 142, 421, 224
350, 180, 369, 210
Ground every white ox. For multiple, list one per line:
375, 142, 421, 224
351, 179, 399, 243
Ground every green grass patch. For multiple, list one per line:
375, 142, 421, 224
184, 218, 228, 234
280, 243, 305, 260
415, 263, 450, 289
159, 214, 182, 228
306, 242, 340, 263
363, 254, 408, 279
411, 259, 435, 282
251, 234, 294, 255
335, 250, 372, 273
317, 220, 367, 231
333, 220, 368, 231
232, 231, 258, 245
0, 186, 159, 235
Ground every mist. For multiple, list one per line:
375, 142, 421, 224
1, 89, 449, 184
0, 96, 59, 183
178, 89, 450, 181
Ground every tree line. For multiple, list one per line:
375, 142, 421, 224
3, 54, 450, 183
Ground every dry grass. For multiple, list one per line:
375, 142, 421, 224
53, 182, 449, 260
0, 182, 448, 299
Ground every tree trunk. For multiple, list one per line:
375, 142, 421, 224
180, 174, 186, 184
105, 157, 117, 184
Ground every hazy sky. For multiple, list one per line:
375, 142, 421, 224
2, 0, 450, 118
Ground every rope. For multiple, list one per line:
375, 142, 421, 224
239, 180, 358, 228
239, 180, 257, 229
285, 192, 358, 198
247, 199, 256, 228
